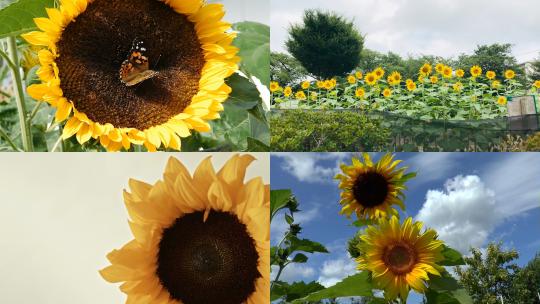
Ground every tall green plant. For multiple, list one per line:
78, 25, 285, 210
270, 189, 329, 302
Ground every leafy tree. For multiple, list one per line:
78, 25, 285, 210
455, 43, 523, 81
455, 242, 520, 304
271, 52, 308, 86
512, 253, 540, 303
286, 9, 364, 79
529, 54, 540, 81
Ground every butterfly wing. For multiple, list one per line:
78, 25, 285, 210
119, 39, 158, 86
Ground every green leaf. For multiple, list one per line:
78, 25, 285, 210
352, 219, 376, 227
429, 274, 461, 291
226, 73, 261, 110
0, 0, 55, 39
246, 137, 269, 152
270, 189, 292, 221
291, 272, 373, 303
289, 236, 328, 254
285, 213, 294, 225
440, 245, 465, 266
291, 253, 308, 263
428, 273, 473, 304
232, 21, 269, 85
271, 281, 325, 302
426, 288, 473, 304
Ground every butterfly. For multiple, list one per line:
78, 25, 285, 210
119, 39, 159, 86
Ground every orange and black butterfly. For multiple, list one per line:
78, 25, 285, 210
119, 39, 158, 86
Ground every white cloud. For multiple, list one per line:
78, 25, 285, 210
416, 175, 499, 253
271, 205, 320, 242
271, 0, 540, 62
274, 153, 348, 183
271, 264, 316, 282
317, 255, 357, 287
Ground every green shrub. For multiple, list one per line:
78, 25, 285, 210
525, 132, 540, 151
270, 110, 389, 151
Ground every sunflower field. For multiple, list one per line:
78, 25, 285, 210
0, 0, 270, 152
271, 153, 473, 304
271, 63, 540, 121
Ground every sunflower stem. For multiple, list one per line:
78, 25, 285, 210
0, 124, 21, 151
27, 101, 43, 123
51, 135, 63, 152
6, 36, 33, 151
0, 89, 11, 98
0, 46, 16, 71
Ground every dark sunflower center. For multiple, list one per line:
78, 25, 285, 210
352, 171, 389, 208
383, 243, 417, 275
56, 0, 205, 130
156, 211, 260, 304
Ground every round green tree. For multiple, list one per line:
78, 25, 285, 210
286, 10, 364, 79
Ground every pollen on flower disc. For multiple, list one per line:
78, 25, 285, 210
56, 0, 205, 130
352, 172, 389, 208
156, 211, 260, 304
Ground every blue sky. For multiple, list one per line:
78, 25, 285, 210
270, 153, 540, 303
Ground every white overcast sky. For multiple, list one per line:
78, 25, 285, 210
271, 0, 540, 63
210, 0, 269, 24
0, 153, 269, 304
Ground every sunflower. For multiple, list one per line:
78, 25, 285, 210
486, 71, 496, 80
295, 91, 306, 100
270, 81, 281, 93
453, 82, 463, 92
470, 65, 482, 78
323, 80, 335, 90
356, 216, 444, 301
23, 0, 239, 152
316, 80, 324, 89
406, 81, 417, 92
100, 155, 269, 304
301, 80, 311, 90
335, 153, 413, 220
504, 69, 516, 79
347, 75, 357, 84
497, 96, 507, 106
310, 91, 318, 101
420, 63, 432, 75
382, 88, 392, 98
430, 76, 438, 84
492, 80, 501, 89
405, 79, 413, 85
534, 80, 540, 89
442, 66, 453, 78
418, 75, 425, 83
373, 67, 385, 79
355, 88, 366, 99
283, 86, 292, 97
388, 71, 401, 86
435, 63, 444, 74
365, 73, 378, 86
355, 71, 363, 80
455, 69, 465, 78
